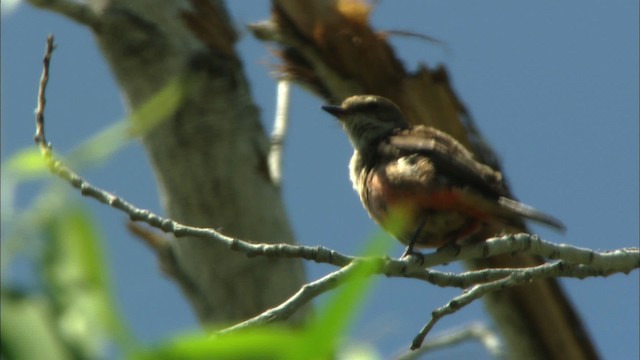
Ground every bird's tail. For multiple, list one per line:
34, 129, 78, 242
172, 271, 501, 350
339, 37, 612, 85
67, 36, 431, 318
498, 197, 566, 232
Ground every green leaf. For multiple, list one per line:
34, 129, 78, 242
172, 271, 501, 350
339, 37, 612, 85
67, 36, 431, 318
3, 147, 50, 180
134, 326, 307, 360
42, 204, 137, 357
66, 121, 130, 167
1, 290, 71, 360
128, 76, 186, 137
1, 76, 185, 359
305, 232, 391, 358
66, 76, 186, 168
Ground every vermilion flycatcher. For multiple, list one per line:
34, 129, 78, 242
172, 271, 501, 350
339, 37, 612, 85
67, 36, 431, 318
322, 95, 565, 257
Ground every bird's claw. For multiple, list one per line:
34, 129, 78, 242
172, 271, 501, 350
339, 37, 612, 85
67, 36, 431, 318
401, 247, 425, 265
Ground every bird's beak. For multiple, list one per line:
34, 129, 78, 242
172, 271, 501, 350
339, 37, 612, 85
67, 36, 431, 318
321, 105, 346, 117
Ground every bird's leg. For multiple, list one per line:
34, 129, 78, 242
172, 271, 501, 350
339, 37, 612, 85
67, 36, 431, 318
401, 215, 428, 262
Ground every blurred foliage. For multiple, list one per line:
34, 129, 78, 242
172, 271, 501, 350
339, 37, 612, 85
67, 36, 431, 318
1, 176, 136, 359
1, 72, 388, 359
1, 75, 185, 359
67, 76, 186, 168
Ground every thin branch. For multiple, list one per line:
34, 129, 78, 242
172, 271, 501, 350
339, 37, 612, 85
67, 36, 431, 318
410, 258, 625, 350
40, 158, 356, 266
27, 0, 99, 28
30, 37, 350, 269
268, 79, 291, 187
42, 154, 357, 267
34, 34, 55, 150
396, 322, 503, 360
215, 256, 639, 337
217, 259, 362, 335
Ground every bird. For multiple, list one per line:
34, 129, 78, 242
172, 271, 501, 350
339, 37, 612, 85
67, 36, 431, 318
322, 95, 565, 257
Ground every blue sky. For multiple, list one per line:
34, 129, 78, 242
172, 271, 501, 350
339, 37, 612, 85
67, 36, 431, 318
2, 1, 638, 359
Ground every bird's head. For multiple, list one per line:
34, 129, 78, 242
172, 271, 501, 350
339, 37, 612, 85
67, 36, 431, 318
322, 95, 408, 151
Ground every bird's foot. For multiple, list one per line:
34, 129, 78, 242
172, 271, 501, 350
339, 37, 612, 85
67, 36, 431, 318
401, 247, 425, 265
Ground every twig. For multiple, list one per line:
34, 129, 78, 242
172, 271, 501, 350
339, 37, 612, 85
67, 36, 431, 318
424, 233, 640, 271
217, 259, 363, 334
215, 256, 638, 335
41, 153, 357, 267
29, 43, 350, 267
268, 79, 291, 186
396, 322, 502, 360
34, 34, 55, 150
29, 42, 349, 267
409, 259, 619, 350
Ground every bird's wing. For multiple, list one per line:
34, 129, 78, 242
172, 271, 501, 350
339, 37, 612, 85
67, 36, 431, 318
383, 126, 565, 231
384, 126, 507, 199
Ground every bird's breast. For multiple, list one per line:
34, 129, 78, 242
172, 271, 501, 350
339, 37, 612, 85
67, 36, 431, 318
358, 159, 489, 247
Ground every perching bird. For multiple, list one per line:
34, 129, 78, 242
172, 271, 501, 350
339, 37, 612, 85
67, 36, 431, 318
322, 95, 565, 257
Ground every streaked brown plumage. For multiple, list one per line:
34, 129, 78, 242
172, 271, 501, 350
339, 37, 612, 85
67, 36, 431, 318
322, 95, 565, 256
